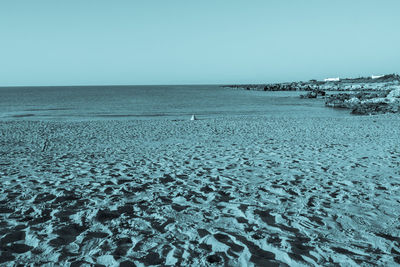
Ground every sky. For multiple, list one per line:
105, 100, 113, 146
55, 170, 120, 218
0, 0, 399, 86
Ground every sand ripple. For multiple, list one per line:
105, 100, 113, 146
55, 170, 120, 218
1, 116, 400, 266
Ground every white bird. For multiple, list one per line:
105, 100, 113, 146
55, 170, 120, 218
190, 114, 197, 121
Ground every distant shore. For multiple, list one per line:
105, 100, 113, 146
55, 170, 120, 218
221, 73, 400, 91
222, 74, 400, 115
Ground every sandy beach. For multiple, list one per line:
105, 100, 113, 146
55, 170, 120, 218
1, 115, 400, 266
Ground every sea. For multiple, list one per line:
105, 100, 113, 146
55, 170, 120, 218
0, 85, 350, 120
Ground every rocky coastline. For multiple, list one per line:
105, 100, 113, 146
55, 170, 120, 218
222, 74, 400, 115
222, 74, 400, 92
325, 89, 400, 115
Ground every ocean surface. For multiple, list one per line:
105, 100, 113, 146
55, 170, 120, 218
0, 85, 349, 120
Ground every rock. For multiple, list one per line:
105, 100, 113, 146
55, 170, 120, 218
388, 88, 400, 98
351, 102, 400, 115
300, 89, 325, 99
300, 91, 317, 99
325, 90, 400, 115
325, 94, 353, 108
316, 89, 326, 96
325, 91, 388, 109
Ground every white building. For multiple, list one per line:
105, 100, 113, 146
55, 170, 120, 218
324, 77, 340, 82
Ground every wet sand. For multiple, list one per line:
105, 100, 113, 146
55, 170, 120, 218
1, 115, 400, 266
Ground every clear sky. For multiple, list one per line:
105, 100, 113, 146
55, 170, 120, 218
0, 0, 399, 86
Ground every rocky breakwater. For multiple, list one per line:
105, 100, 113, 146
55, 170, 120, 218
222, 82, 320, 91
222, 74, 400, 92
325, 88, 400, 115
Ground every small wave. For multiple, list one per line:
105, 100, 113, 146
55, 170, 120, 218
11, 114, 35, 118
24, 108, 71, 112
94, 114, 167, 118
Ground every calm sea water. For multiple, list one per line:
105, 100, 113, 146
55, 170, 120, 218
0, 85, 349, 120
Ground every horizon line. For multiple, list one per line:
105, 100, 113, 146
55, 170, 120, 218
1, 73, 398, 88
